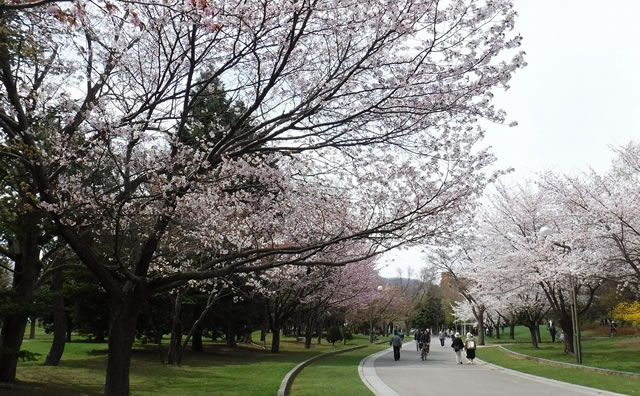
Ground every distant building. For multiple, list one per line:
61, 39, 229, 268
440, 272, 464, 302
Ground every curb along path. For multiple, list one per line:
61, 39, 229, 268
277, 344, 367, 396
358, 344, 403, 396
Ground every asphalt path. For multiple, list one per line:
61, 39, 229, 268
361, 340, 624, 396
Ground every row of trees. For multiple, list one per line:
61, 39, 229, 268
9, 258, 390, 358
0, 0, 524, 394
439, 142, 640, 353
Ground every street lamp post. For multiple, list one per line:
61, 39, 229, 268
569, 276, 583, 363
368, 285, 385, 343
539, 226, 582, 364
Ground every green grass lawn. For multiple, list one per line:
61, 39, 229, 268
290, 343, 388, 396
502, 337, 640, 374
479, 346, 640, 395
484, 325, 640, 374
4, 327, 373, 396
485, 323, 637, 345
484, 324, 553, 344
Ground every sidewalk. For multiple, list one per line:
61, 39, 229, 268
359, 341, 626, 396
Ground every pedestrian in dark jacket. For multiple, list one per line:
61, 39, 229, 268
390, 332, 403, 361
451, 332, 464, 365
420, 329, 431, 360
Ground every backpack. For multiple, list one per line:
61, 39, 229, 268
467, 340, 476, 350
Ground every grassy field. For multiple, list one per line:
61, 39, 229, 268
501, 336, 640, 374
4, 327, 373, 396
484, 325, 640, 374
479, 346, 640, 395
10, 325, 639, 395
290, 343, 387, 396
486, 323, 638, 344
477, 324, 640, 395
484, 324, 553, 344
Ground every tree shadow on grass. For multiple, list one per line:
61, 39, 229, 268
13, 341, 363, 395
1, 380, 102, 396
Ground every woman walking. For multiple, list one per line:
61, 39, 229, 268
465, 333, 477, 364
451, 332, 464, 365
438, 330, 446, 347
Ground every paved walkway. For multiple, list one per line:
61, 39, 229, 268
360, 341, 625, 396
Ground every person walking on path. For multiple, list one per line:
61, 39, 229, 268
415, 330, 422, 351
465, 332, 477, 364
451, 332, 464, 365
610, 322, 617, 338
549, 325, 557, 343
421, 329, 431, 360
438, 330, 446, 347
390, 331, 403, 361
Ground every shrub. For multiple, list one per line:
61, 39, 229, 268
613, 301, 640, 328
326, 326, 343, 346
343, 328, 353, 345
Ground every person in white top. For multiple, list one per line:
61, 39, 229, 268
464, 332, 476, 364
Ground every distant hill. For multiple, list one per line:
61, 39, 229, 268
379, 276, 424, 289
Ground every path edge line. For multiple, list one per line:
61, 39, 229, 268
358, 343, 411, 396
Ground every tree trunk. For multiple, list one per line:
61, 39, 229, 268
560, 316, 574, 354
304, 321, 313, 349
226, 327, 237, 348
509, 324, 515, 340
475, 309, 486, 346
0, 223, 41, 383
368, 321, 375, 343
66, 320, 72, 343
146, 311, 164, 364
104, 290, 145, 396
0, 314, 29, 382
271, 328, 281, 353
191, 329, 203, 351
260, 328, 266, 342
317, 324, 322, 345
29, 318, 36, 339
527, 326, 539, 349
167, 291, 183, 366
44, 268, 67, 366
536, 324, 542, 344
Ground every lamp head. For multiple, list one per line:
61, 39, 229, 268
539, 225, 553, 236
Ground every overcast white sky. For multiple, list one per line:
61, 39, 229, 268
377, 0, 640, 279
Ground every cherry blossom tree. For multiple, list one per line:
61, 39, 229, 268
260, 253, 378, 351
540, 143, 640, 293
478, 182, 606, 354
431, 246, 489, 345
1, 0, 524, 393
458, 144, 640, 352
297, 258, 379, 348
